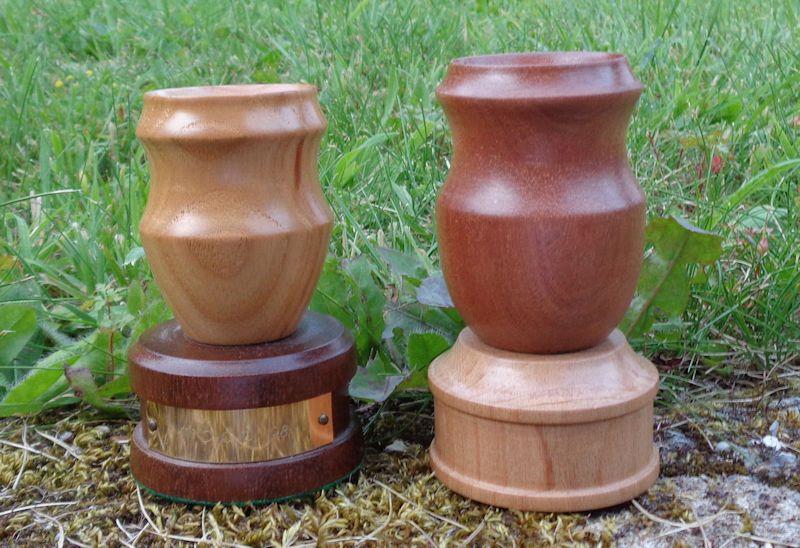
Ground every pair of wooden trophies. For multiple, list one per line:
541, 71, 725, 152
129, 52, 659, 511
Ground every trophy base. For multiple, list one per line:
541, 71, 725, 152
128, 312, 363, 504
428, 328, 659, 512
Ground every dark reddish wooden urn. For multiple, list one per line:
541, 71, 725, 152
436, 52, 646, 354
428, 53, 659, 512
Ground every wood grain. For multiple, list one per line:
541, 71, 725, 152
136, 84, 332, 345
143, 393, 333, 463
128, 313, 362, 502
428, 327, 659, 512
436, 52, 646, 353
128, 313, 356, 413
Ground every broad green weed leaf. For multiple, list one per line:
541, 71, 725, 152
712, 159, 800, 228
127, 280, 145, 316
406, 332, 450, 371
738, 205, 787, 231
400, 332, 450, 390
704, 95, 743, 123
422, 307, 463, 340
349, 355, 404, 402
416, 274, 454, 308
0, 305, 37, 377
310, 259, 357, 331
378, 247, 425, 279
345, 256, 386, 351
64, 331, 128, 417
0, 334, 95, 417
312, 257, 386, 361
123, 246, 145, 266
97, 375, 131, 398
621, 215, 723, 338
65, 365, 128, 417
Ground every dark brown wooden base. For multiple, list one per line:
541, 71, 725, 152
128, 312, 363, 504
131, 415, 363, 505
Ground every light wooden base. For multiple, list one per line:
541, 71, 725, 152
428, 328, 659, 512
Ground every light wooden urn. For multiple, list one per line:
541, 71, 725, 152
429, 53, 660, 512
136, 84, 332, 345
130, 85, 362, 504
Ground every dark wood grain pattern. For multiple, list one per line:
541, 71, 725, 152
435, 52, 646, 354
129, 312, 362, 502
129, 312, 356, 411
136, 84, 332, 345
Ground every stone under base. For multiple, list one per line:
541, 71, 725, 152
428, 328, 659, 512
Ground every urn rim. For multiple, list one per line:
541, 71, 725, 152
437, 50, 643, 102
451, 51, 625, 69
136, 83, 327, 142
143, 83, 318, 103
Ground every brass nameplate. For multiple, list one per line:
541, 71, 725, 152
143, 394, 334, 463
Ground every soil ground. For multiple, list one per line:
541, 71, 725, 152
0, 385, 798, 546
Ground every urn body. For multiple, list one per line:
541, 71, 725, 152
136, 84, 332, 345
436, 53, 646, 353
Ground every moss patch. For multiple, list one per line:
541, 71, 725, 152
0, 387, 798, 545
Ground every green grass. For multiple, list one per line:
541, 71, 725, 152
0, 0, 798, 405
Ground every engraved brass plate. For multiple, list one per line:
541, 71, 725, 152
143, 394, 334, 463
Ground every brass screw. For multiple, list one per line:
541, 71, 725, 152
318, 413, 329, 425
147, 418, 158, 432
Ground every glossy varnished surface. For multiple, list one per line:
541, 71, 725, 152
131, 415, 363, 504
143, 393, 334, 463
129, 312, 356, 412
136, 84, 332, 345
428, 328, 659, 423
129, 314, 363, 502
436, 52, 645, 353
428, 327, 659, 511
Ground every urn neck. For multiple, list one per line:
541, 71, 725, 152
135, 84, 327, 196
437, 52, 642, 171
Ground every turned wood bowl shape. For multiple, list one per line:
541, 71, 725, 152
136, 84, 333, 345
435, 52, 646, 354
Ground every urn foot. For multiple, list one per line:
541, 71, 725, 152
428, 328, 659, 512
128, 312, 363, 504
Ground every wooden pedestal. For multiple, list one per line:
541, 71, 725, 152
129, 312, 363, 504
428, 328, 659, 512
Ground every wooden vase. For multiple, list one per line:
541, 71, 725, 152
435, 52, 646, 354
136, 84, 332, 345
429, 53, 659, 512
131, 85, 362, 504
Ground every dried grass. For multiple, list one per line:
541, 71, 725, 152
0, 387, 797, 545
